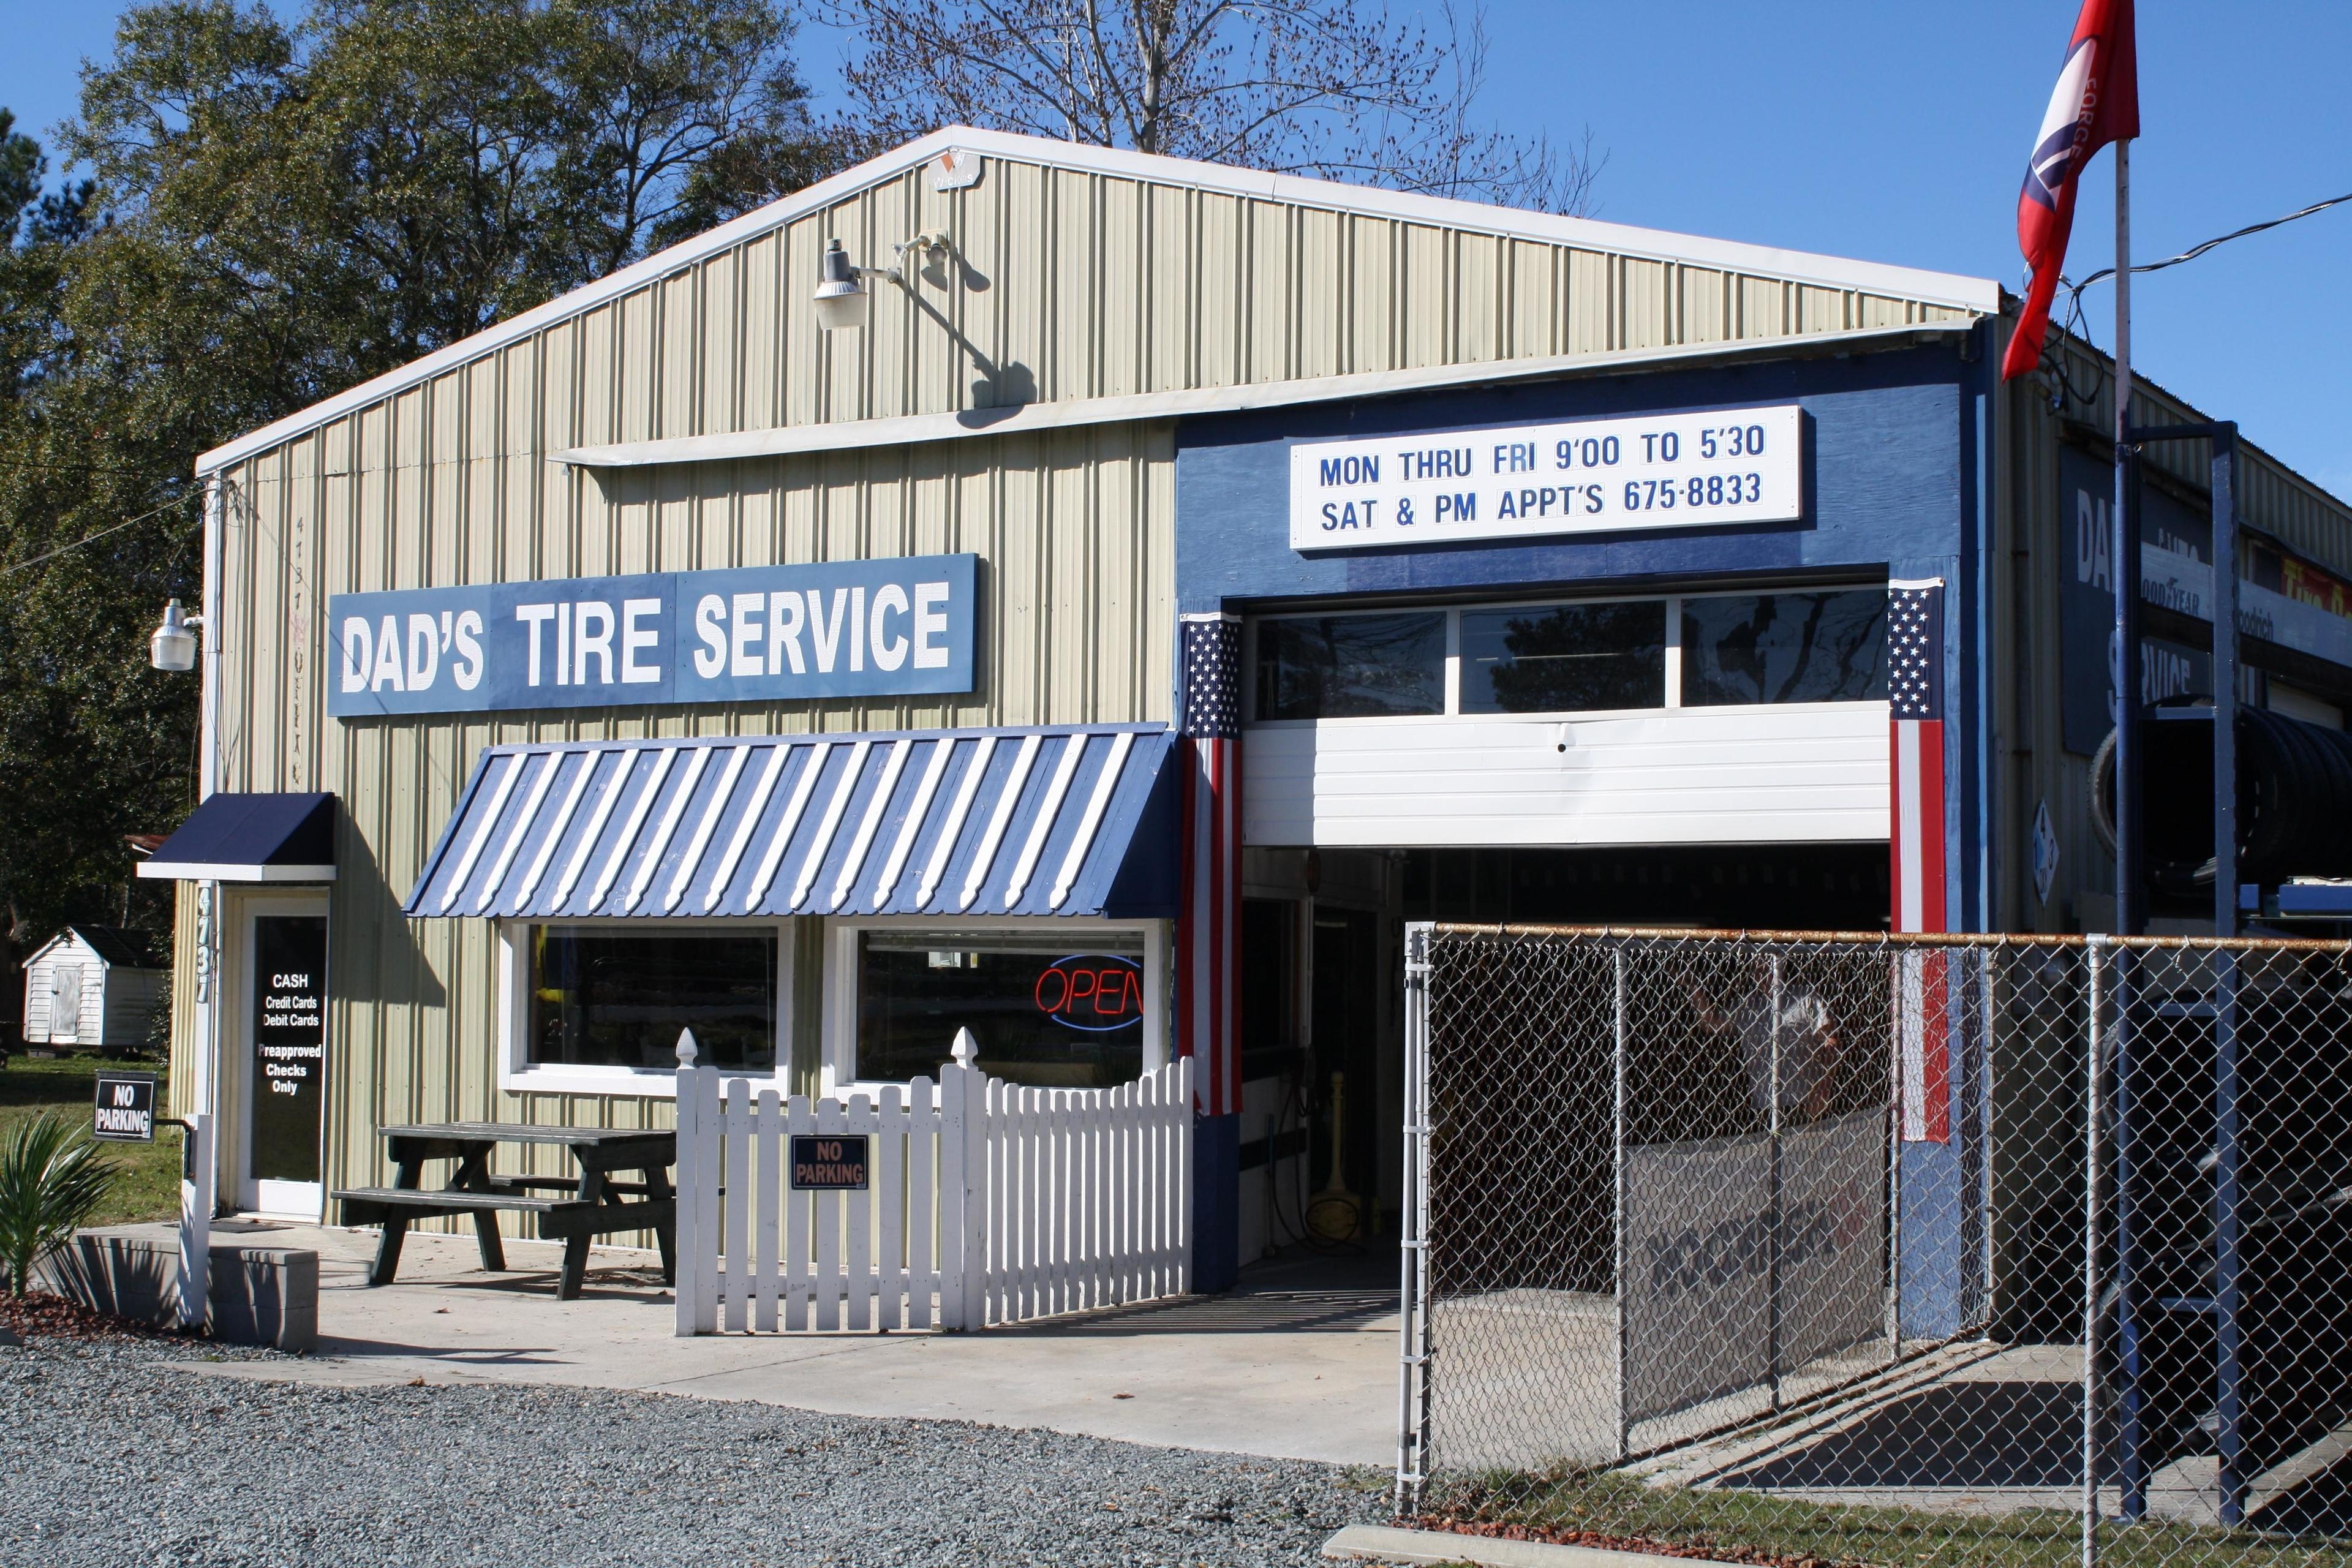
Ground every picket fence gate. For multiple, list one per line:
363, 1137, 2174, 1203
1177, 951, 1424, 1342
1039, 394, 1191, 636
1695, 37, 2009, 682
673, 1040, 1192, 1335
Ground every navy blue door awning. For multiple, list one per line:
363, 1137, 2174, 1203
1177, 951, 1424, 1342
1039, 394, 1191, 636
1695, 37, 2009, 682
137, 792, 338, 883
406, 725, 1178, 921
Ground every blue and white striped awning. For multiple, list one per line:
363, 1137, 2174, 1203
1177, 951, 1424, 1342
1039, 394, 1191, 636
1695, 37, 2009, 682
405, 725, 1178, 921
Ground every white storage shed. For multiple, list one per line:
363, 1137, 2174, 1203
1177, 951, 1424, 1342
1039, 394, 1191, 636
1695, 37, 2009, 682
20, 926, 168, 1049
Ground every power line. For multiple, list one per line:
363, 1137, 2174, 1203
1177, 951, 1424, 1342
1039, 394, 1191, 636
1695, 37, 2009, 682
0, 491, 196, 579
2063, 187, 2352, 312
2039, 186, 2352, 410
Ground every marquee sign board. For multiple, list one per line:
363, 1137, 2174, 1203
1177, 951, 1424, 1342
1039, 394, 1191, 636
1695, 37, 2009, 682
1289, 405, 1803, 552
92, 1071, 158, 1142
328, 554, 978, 718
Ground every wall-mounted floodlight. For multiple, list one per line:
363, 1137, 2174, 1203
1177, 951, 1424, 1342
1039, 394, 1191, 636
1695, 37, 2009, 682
149, 598, 203, 672
813, 231, 954, 334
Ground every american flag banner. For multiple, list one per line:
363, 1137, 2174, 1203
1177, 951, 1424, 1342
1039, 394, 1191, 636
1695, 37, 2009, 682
1178, 612, 1242, 1118
1889, 579, 1951, 1142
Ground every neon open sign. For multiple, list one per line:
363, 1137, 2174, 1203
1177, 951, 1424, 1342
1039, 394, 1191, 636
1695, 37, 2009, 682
1033, 954, 1142, 1033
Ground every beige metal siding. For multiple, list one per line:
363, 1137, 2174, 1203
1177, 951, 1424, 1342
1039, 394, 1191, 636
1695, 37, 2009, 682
198, 420, 1173, 1207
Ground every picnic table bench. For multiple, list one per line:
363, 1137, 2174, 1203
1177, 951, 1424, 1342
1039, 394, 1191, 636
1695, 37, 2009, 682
334, 1123, 677, 1300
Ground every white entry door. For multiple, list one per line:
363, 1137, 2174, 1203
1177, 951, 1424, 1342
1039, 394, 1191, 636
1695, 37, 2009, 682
49, 964, 84, 1042
235, 895, 330, 1217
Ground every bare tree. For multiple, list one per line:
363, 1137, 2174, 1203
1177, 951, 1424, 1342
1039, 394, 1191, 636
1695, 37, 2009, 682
820, 0, 1602, 215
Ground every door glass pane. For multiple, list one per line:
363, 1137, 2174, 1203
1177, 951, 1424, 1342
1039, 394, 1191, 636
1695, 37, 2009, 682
529, 927, 776, 1072
857, 929, 1147, 1088
1680, 590, 1890, 706
251, 916, 326, 1185
1253, 612, 1446, 719
1460, 601, 1666, 714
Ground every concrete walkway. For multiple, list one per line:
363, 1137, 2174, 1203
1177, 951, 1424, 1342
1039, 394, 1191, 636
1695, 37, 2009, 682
176, 1220, 1401, 1468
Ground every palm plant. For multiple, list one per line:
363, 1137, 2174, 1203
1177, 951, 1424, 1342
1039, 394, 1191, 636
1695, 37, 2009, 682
0, 1112, 118, 1296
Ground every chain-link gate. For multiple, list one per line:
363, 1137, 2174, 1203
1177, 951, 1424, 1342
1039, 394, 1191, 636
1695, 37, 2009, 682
1399, 924, 2352, 1567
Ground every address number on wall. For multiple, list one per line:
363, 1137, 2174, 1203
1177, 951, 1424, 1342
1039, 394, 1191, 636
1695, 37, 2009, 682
1288, 404, 1803, 551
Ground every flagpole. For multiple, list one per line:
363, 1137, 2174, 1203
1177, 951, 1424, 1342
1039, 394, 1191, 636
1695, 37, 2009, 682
2112, 138, 2140, 937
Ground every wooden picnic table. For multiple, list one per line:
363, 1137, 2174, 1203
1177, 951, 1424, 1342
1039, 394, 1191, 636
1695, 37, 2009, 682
334, 1123, 677, 1300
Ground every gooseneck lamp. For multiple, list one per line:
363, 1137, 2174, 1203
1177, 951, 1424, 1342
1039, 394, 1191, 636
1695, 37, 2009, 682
812, 231, 954, 334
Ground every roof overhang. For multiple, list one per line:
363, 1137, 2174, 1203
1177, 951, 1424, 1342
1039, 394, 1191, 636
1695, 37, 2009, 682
137, 793, 339, 883
554, 322, 1978, 471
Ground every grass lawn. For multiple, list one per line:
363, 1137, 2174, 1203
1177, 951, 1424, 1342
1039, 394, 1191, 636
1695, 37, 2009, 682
1430, 1470, 2352, 1568
0, 1050, 185, 1225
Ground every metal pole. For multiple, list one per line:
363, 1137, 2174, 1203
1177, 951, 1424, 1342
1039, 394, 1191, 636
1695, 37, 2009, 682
1396, 924, 1433, 1518
2114, 937, 2146, 1521
2209, 424, 2245, 1525
2112, 142, 2142, 939
1612, 947, 1630, 1460
2082, 937, 2107, 1568
1766, 954, 1784, 1412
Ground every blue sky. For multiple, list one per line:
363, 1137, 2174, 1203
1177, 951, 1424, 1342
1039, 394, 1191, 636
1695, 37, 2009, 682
7, 2, 2348, 497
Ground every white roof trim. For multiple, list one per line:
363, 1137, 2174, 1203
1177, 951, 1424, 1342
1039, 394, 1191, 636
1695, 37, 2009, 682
135, 862, 339, 883
197, 126, 1997, 475
556, 323, 1973, 469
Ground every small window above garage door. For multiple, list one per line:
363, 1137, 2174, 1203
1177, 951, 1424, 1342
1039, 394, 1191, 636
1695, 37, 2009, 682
1242, 587, 1894, 850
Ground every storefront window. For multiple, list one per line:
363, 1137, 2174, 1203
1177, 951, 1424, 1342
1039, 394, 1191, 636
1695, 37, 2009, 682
528, 926, 775, 1073
1254, 611, 1446, 720
1680, 590, 1888, 706
856, 929, 1148, 1088
1460, 602, 1667, 714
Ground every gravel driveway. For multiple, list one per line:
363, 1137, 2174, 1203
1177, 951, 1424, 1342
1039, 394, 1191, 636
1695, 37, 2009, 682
0, 1338, 1389, 1567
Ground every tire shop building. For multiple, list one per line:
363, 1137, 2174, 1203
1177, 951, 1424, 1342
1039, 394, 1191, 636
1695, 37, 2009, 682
145, 127, 2352, 1294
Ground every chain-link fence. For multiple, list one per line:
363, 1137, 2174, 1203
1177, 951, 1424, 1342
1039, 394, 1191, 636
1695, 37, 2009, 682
1398, 924, 2352, 1567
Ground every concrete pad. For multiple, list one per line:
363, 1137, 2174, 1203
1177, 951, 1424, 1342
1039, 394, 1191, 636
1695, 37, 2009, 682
1325, 1523, 1677, 1567
174, 1221, 1403, 1467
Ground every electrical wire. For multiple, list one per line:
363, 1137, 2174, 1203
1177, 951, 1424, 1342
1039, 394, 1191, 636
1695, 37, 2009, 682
2035, 186, 2352, 411
1, 491, 197, 579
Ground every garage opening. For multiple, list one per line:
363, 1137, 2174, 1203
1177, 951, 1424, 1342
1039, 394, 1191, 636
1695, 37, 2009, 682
1232, 843, 1890, 1280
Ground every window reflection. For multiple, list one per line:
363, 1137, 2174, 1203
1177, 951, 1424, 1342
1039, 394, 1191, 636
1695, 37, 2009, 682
529, 927, 775, 1072
1461, 602, 1665, 714
1681, 590, 1889, 706
1254, 612, 1445, 720
857, 929, 1147, 1088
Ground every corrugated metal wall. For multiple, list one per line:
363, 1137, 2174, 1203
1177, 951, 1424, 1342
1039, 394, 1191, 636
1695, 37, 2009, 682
184, 144, 1989, 1213
206, 423, 1174, 1206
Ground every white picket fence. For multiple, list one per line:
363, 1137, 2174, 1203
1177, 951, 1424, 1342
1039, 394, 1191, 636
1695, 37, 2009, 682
673, 1042, 1192, 1335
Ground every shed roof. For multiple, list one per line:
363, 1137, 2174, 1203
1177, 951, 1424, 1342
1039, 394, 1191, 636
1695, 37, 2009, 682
24, 925, 168, 971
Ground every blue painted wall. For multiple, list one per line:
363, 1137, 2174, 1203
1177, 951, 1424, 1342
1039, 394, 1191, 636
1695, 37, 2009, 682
1174, 343, 1973, 616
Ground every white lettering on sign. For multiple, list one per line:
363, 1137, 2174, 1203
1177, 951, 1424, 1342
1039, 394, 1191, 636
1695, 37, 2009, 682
1287, 405, 1804, 552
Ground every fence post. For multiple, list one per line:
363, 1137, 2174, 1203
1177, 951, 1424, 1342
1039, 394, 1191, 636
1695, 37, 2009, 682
1396, 923, 1434, 1519
2082, 937, 2106, 1568
1766, 953, 1785, 1412
177, 1112, 212, 1333
1611, 946, 1630, 1461
950, 1028, 987, 1330
674, 1029, 699, 1338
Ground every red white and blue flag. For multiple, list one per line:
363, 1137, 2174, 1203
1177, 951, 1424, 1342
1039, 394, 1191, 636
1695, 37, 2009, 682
1889, 580, 1951, 1142
1999, 0, 2139, 381
1178, 612, 1242, 1118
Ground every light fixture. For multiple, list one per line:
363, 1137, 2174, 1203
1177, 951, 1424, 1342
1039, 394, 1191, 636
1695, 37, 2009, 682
813, 231, 955, 334
149, 598, 203, 672
813, 238, 869, 333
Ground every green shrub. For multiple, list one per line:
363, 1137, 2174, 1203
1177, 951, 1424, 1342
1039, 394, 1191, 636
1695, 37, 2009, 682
0, 1110, 118, 1295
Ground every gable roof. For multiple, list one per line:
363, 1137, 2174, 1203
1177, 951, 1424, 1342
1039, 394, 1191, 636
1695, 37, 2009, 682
195, 127, 1999, 475
25, 926, 168, 971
